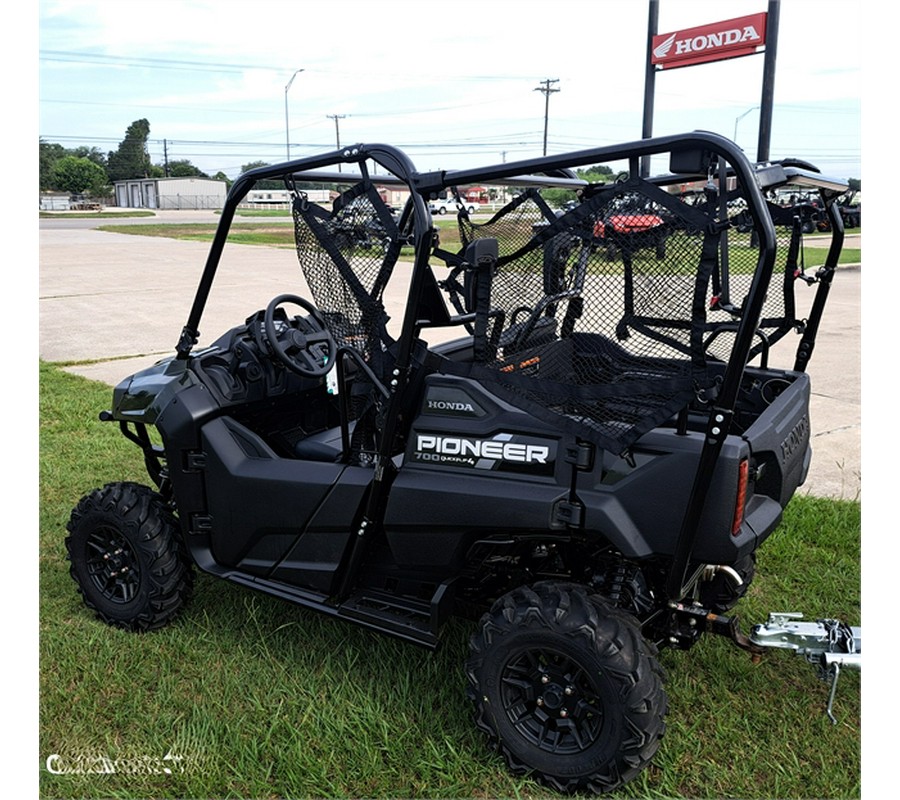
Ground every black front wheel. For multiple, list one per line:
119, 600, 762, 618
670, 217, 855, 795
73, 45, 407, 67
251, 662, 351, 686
466, 583, 667, 794
66, 482, 193, 631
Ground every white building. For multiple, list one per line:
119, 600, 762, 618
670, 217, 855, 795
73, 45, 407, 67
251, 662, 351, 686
114, 177, 227, 210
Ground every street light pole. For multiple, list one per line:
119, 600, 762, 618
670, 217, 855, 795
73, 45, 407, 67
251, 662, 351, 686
284, 69, 304, 161
733, 106, 759, 149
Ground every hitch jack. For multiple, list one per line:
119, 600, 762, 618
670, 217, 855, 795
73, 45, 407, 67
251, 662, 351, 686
749, 613, 861, 724
673, 604, 860, 723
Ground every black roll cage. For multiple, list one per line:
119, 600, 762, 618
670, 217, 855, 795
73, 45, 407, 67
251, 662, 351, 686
173, 131, 847, 603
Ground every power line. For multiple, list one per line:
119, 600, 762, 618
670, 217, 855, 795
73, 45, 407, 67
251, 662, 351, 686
39, 49, 291, 75
39, 49, 553, 84
40, 96, 282, 118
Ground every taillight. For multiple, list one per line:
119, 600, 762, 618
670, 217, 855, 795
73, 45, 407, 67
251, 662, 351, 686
731, 458, 749, 535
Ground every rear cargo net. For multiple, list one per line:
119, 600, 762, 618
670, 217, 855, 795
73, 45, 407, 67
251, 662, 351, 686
434, 175, 804, 454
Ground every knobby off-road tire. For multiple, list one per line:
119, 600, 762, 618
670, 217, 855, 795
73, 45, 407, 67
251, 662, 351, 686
66, 482, 193, 631
466, 583, 667, 794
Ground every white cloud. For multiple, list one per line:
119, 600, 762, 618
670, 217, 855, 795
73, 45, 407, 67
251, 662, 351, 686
39, 0, 862, 177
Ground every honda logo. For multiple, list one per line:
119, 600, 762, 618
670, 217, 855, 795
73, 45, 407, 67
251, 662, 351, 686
651, 13, 767, 70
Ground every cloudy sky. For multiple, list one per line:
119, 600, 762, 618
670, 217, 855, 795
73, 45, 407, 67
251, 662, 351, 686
37, 0, 862, 180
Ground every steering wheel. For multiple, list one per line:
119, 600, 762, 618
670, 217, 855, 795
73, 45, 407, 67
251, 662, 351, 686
264, 294, 337, 378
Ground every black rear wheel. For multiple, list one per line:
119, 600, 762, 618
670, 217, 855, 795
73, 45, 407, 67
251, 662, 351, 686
66, 482, 193, 631
466, 583, 667, 794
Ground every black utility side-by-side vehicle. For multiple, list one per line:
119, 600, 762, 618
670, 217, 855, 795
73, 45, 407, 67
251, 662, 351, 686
66, 132, 858, 794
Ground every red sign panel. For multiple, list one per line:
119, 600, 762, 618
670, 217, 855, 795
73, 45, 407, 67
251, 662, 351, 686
651, 13, 767, 70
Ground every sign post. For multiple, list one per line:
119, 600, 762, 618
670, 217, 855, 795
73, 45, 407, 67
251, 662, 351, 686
756, 1, 780, 162
641, 1, 779, 172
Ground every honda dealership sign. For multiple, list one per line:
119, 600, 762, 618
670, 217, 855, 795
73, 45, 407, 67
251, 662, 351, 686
651, 13, 767, 70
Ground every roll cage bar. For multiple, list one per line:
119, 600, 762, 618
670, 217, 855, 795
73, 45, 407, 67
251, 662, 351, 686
173, 131, 847, 602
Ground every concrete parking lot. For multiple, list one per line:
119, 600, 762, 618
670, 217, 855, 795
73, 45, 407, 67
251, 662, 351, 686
39, 214, 861, 500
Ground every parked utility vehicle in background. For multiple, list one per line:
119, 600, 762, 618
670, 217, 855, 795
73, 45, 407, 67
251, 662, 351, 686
593, 204, 669, 259
66, 132, 858, 794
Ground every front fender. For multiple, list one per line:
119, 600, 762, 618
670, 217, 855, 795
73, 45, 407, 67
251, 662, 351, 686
111, 356, 199, 425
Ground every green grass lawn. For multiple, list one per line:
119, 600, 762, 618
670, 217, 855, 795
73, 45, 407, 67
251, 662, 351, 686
96, 220, 860, 271
38, 362, 860, 798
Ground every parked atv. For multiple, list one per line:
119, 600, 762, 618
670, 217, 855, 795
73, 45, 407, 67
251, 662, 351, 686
839, 198, 860, 228
592, 201, 669, 260
66, 132, 858, 794
330, 195, 402, 252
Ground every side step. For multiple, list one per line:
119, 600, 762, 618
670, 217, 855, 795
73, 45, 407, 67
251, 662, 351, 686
339, 581, 455, 650
219, 570, 454, 650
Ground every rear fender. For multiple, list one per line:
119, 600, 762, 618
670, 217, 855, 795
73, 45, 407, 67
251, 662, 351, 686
742, 371, 812, 507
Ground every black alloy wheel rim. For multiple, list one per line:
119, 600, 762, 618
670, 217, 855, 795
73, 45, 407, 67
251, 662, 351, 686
85, 527, 141, 604
500, 646, 605, 754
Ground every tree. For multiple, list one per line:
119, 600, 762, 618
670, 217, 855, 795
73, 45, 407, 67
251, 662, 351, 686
70, 146, 108, 169
107, 119, 152, 182
51, 156, 108, 196
40, 139, 68, 191
166, 159, 209, 178
240, 161, 280, 189
541, 187, 577, 209
212, 171, 232, 189
40, 139, 111, 193
541, 164, 618, 208
576, 165, 614, 182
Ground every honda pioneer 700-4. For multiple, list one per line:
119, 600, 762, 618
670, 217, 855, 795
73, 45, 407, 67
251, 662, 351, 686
66, 132, 860, 794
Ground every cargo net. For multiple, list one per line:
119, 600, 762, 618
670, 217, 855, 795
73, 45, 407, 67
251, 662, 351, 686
434, 177, 805, 453
699, 189, 809, 364
289, 182, 406, 463
291, 183, 401, 380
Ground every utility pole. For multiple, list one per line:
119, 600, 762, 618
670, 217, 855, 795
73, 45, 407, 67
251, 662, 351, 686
327, 114, 347, 171
533, 79, 559, 157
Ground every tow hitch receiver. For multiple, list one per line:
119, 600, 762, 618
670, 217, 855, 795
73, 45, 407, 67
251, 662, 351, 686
749, 613, 861, 724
